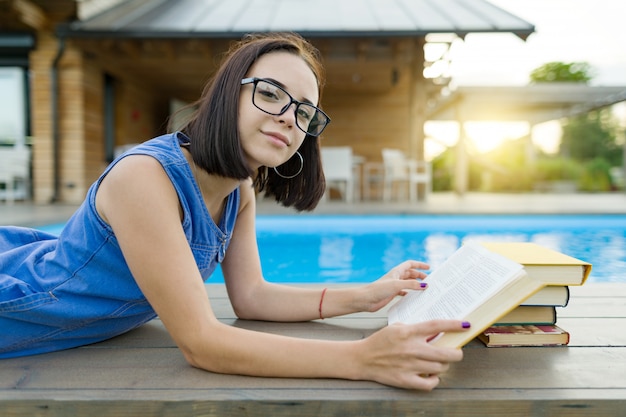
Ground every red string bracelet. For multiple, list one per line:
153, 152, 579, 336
318, 287, 328, 320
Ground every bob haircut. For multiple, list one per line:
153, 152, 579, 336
180, 32, 327, 212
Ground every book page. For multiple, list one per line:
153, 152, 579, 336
388, 242, 526, 325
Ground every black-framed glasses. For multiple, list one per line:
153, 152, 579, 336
241, 77, 330, 137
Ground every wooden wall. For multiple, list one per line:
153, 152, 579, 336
27, 35, 427, 204
11, 0, 433, 204
322, 75, 414, 162
30, 39, 100, 203
29, 36, 170, 204
29, 30, 57, 204
113, 77, 170, 150
316, 37, 425, 164
58, 46, 89, 203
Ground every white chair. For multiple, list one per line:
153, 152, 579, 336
0, 147, 31, 203
362, 161, 384, 200
321, 146, 355, 202
381, 148, 432, 202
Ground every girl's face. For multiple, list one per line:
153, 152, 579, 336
238, 51, 319, 170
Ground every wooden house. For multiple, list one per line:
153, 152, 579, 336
0, 0, 534, 203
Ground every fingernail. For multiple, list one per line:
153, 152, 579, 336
462, 321, 471, 329
420, 282, 428, 288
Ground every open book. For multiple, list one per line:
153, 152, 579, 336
387, 242, 590, 348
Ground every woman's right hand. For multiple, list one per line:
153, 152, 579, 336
354, 320, 468, 391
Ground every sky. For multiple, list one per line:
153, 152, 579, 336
423, 0, 626, 158
450, 0, 626, 87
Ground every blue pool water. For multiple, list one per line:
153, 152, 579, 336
37, 214, 625, 283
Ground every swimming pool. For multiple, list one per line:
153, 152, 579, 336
37, 214, 625, 283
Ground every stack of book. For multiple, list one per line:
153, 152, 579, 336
477, 242, 591, 347
387, 242, 592, 349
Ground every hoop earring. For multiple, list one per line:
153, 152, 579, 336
273, 151, 303, 179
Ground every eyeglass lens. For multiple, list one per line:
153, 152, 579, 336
252, 80, 328, 136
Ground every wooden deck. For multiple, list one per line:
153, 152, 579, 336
2, 283, 625, 417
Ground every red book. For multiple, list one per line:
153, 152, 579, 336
478, 324, 570, 347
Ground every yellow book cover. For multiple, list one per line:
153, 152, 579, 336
480, 242, 592, 285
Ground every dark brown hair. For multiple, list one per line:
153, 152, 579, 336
180, 32, 326, 211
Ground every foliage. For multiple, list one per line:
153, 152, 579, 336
473, 137, 533, 191
431, 143, 624, 193
560, 109, 622, 166
529, 61, 593, 83
532, 157, 583, 182
429, 60, 623, 193
431, 139, 535, 192
530, 61, 623, 191
578, 157, 613, 192
430, 115, 622, 193
431, 148, 454, 191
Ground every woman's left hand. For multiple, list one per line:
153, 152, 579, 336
360, 260, 430, 313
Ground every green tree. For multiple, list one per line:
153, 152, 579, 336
529, 61, 622, 192
529, 61, 593, 83
560, 109, 621, 165
578, 157, 613, 191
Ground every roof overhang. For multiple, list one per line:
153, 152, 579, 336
57, 0, 535, 40
427, 84, 626, 123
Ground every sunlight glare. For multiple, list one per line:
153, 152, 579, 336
465, 121, 529, 153
531, 121, 562, 154
425, 121, 459, 160
424, 120, 564, 159
613, 102, 626, 128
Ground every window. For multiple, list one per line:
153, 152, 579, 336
0, 67, 27, 147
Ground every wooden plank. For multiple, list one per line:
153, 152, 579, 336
2, 348, 625, 393
2, 392, 625, 417
558, 298, 626, 318
3, 387, 626, 403
82, 318, 380, 350
569, 283, 625, 297
211, 286, 626, 317
1, 283, 625, 417
558, 318, 626, 346
12, 0, 49, 30
3, 338, 625, 392
207, 283, 623, 298
89, 315, 626, 350
2, 347, 626, 417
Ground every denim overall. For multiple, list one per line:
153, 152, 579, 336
0, 132, 239, 358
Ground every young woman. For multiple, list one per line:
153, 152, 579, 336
0, 33, 468, 390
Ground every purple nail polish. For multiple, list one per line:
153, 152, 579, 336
420, 282, 428, 288
462, 321, 471, 329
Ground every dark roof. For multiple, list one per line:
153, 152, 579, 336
59, 0, 534, 39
